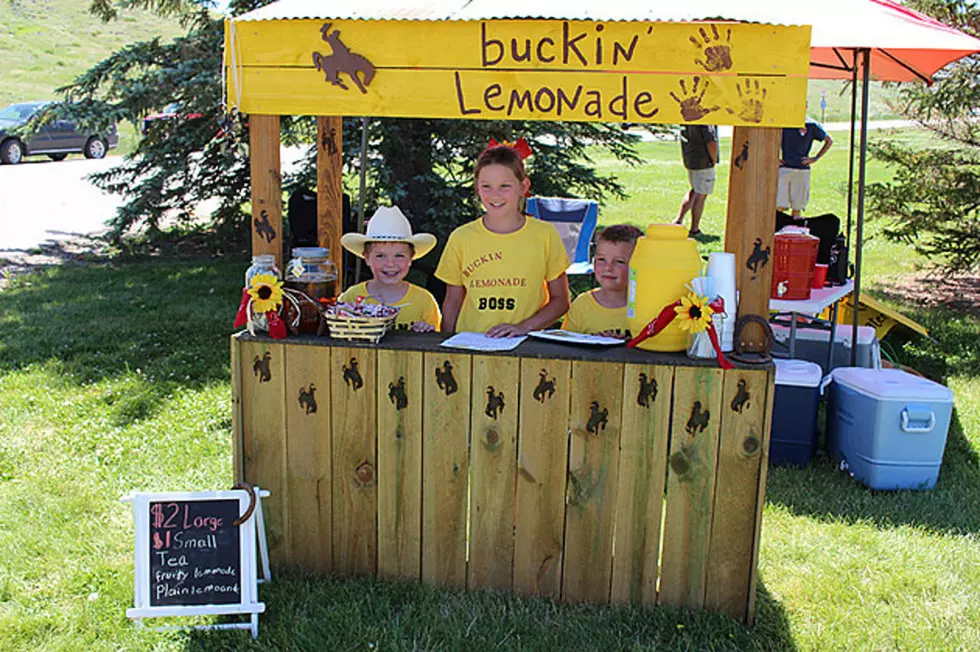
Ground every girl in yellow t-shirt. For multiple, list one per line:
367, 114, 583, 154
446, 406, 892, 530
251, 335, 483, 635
339, 206, 441, 332
436, 141, 570, 336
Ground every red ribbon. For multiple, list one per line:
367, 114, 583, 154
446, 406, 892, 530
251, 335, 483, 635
233, 287, 250, 328
266, 311, 287, 339
627, 297, 734, 370
233, 287, 287, 339
487, 137, 532, 160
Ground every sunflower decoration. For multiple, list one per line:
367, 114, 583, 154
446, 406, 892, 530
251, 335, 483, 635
234, 273, 288, 339
247, 273, 284, 313
674, 293, 715, 333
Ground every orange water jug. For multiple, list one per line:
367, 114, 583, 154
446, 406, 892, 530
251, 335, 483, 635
770, 227, 819, 300
627, 223, 702, 352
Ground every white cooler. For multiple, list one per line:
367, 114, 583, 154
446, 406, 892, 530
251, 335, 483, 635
772, 324, 880, 375
826, 368, 954, 490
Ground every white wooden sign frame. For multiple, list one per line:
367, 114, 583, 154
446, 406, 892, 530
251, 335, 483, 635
123, 488, 270, 638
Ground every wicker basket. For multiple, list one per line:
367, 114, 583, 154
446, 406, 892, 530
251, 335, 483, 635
324, 313, 397, 343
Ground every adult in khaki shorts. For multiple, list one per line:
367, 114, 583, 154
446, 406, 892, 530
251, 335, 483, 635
675, 124, 718, 237
778, 119, 833, 217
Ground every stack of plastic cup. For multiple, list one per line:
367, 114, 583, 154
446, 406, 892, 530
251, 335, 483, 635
706, 252, 737, 352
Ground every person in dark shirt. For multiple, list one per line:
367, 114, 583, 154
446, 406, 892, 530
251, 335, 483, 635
778, 120, 834, 217
675, 124, 718, 237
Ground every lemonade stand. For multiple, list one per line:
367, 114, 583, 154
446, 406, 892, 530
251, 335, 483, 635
225, 1, 811, 623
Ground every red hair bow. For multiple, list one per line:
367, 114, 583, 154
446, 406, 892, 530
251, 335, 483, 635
488, 137, 532, 160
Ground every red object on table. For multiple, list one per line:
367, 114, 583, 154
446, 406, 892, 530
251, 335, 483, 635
770, 229, 819, 301
812, 263, 829, 289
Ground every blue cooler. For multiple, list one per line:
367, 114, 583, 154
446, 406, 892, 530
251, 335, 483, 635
770, 359, 823, 467
827, 368, 954, 490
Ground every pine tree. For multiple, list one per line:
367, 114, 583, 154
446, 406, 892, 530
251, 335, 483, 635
868, 0, 980, 272
60, 0, 657, 252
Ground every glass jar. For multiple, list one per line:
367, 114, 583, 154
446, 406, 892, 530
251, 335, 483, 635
284, 247, 338, 334
284, 247, 338, 302
245, 254, 280, 286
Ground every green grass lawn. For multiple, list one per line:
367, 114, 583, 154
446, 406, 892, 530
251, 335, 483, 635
1, 127, 978, 649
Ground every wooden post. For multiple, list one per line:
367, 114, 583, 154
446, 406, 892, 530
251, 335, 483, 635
249, 114, 282, 270
725, 127, 779, 345
317, 116, 344, 289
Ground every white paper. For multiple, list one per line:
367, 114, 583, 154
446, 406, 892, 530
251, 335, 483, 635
528, 329, 625, 346
440, 332, 527, 352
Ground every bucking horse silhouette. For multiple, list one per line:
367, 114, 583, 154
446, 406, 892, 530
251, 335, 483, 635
313, 23, 376, 94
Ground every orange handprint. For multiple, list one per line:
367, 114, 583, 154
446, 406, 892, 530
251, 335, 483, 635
670, 76, 720, 122
726, 79, 768, 123
691, 25, 733, 72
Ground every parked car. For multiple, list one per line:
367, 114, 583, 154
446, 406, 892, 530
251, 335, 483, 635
0, 101, 118, 165
141, 102, 204, 135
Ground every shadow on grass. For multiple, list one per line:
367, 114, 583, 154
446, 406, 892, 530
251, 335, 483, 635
181, 573, 796, 651
0, 257, 246, 423
766, 408, 979, 536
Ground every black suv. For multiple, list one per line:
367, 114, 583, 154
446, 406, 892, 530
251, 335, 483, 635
0, 101, 119, 165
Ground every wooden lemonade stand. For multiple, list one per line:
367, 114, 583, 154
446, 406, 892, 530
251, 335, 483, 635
225, 5, 810, 624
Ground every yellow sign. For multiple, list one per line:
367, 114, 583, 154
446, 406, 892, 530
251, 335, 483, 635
226, 19, 810, 126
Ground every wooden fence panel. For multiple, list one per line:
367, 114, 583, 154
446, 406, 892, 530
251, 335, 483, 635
706, 368, 771, 619
231, 336, 244, 483
611, 365, 673, 605
238, 338, 286, 566
330, 347, 377, 576
562, 361, 624, 603
468, 355, 520, 592
659, 367, 725, 609
422, 352, 471, 588
746, 371, 776, 626
377, 350, 423, 581
283, 344, 332, 573
514, 360, 571, 598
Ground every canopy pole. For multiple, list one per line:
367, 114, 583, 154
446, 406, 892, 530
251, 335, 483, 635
846, 49, 859, 245
851, 48, 871, 367
355, 117, 369, 284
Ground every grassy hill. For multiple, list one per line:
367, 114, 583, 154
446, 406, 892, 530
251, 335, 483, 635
0, 0, 188, 107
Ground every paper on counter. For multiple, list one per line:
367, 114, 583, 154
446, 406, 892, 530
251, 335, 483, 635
439, 332, 527, 352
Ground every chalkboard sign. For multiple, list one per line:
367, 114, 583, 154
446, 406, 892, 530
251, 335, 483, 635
149, 498, 242, 606
125, 489, 268, 638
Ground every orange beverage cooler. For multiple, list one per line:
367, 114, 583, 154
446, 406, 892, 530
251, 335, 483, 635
770, 227, 819, 300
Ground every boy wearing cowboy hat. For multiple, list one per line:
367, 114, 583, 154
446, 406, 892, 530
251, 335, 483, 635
339, 206, 441, 332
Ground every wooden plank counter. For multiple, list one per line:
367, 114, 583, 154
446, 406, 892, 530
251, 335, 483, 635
231, 331, 773, 623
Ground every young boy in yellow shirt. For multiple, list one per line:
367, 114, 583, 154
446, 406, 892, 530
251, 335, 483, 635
339, 206, 441, 332
562, 224, 643, 337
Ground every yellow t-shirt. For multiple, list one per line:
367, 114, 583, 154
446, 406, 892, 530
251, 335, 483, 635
338, 281, 441, 331
561, 290, 630, 336
435, 217, 570, 333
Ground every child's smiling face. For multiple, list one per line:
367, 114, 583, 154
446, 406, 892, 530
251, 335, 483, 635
477, 163, 529, 218
364, 241, 413, 285
593, 239, 634, 293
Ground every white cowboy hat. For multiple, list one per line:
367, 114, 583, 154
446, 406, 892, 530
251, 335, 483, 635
340, 206, 437, 260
